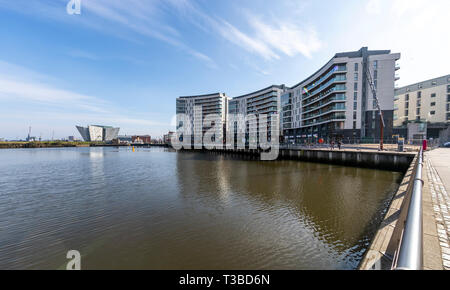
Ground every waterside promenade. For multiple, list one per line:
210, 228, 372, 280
359, 148, 450, 270
425, 149, 450, 269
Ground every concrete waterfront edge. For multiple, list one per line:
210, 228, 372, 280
182, 147, 415, 172
359, 149, 446, 270
358, 153, 418, 269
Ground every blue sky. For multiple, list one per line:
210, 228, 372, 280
0, 0, 449, 140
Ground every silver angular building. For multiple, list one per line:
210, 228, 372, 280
76, 125, 120, 142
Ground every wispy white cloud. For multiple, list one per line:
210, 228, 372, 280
163, 1, 322, 61
0, 0, 217, 68
0, 60, 108, 113
67, 49, 99, 61
0, 60, 171, 139
248, 16, 322, 59
218, 20, 280, 61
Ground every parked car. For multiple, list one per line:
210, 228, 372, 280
443, 142, 450, 148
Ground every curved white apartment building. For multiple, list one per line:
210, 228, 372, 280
176, 47, 400, 146
282, 47, 400, 142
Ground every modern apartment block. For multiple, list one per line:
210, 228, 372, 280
282, 47, 400, 142
176, 93, 229, 145
228, 85, 286, 143
176, 47, 400, 146
394, 74, 450, 126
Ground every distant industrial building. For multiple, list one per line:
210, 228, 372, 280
116, 135, 132, 144
163, 131, 175, 145
132, 135, 151, 144
76, 125, 120, 142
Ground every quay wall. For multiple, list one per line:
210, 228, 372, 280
187, 148, 415, 172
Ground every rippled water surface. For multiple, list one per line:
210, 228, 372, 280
0, 147, 402, 269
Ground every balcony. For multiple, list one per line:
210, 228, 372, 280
301, 113, 346, 127
302, 94, 346, 114
302, 87, 346, 107
248, 96, 278, 108
303, 64, 347, 92
302, 104, 346, 122
303, 75, 347, 101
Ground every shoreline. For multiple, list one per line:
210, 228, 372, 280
0, 142, 169, 149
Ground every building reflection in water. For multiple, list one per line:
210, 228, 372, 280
174, 151, 402, 269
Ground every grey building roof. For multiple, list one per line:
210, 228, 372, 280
233, 85, 286, 99
289, 47, 393, 90
394, 74, 450, 95
178, 92, 224, 99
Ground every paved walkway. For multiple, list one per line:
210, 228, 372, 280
425, 148, 450, 270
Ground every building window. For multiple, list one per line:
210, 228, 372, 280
374, 70, 378, 79
353, 121, 357, 129
447, 103, 450, 111
373, 100, 377, 108
417, 91, 421, 99
417, 99, 421, 107
447, 113, 450, 121
431, 102, 436, 106
405, 94, 409, 101
354, 83, 358, 91
354, 92, 358, 100
447, 85, 450, 93
373, 60, 378, 69
374, 80, 377, 89
416, 108, 420, 115
405, 110, 409, 116
353, 111, 357, 120
432, 81, 437, 86
354, 73, 358, 81
417, 116, 421, 121
448, 94, 450, 102
431, 93, 436, 98
430, 111, 435, 115
405, 102, 409, 108
354, 102, 357, 110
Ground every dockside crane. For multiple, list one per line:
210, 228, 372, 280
27, 126, 31, 142
365, 65, 385, 151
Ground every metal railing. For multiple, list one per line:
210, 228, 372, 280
394, 148, 424, 270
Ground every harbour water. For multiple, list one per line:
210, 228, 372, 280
0, 147, 402, 269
